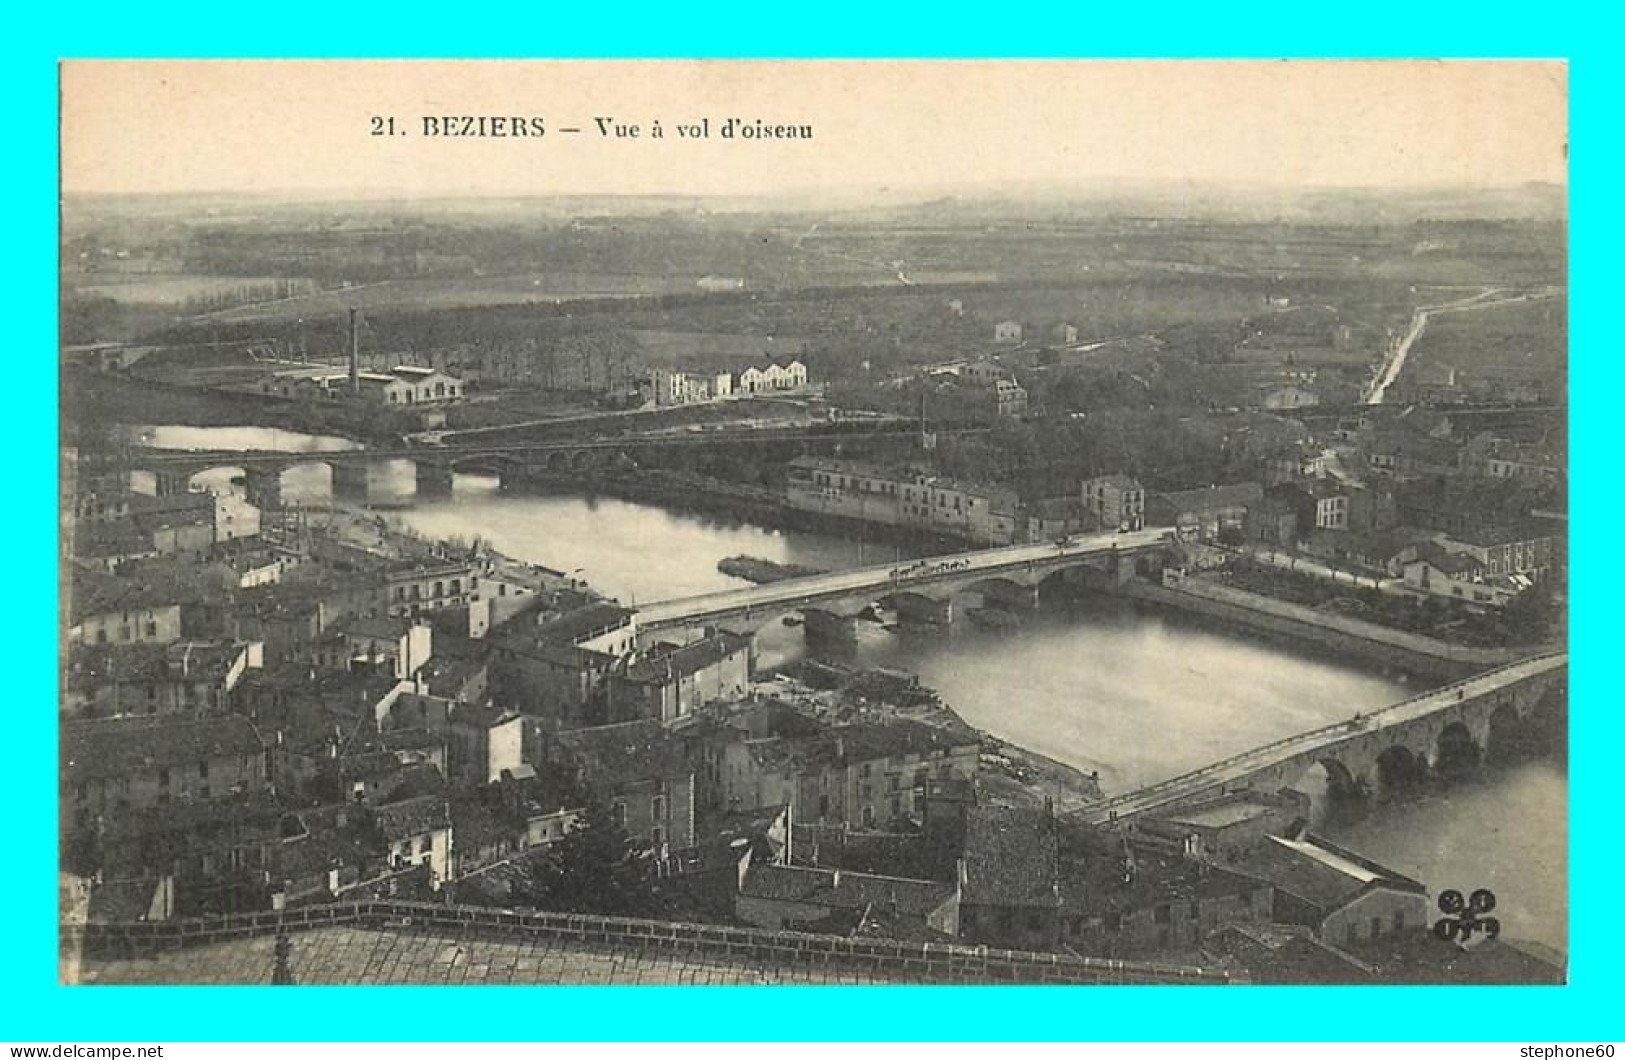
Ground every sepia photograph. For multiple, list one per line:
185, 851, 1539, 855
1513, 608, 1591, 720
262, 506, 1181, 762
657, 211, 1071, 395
57, 59, 1569, 988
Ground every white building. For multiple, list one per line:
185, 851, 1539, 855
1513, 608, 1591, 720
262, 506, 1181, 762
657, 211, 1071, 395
738, 359, 808, 395
262, 365, 464, 406
379, 366, 464, 405
650, 368, 738, 406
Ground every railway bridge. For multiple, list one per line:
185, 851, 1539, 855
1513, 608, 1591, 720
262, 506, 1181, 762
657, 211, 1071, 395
1074, 651, 1568, 826
126, 423, 977, 506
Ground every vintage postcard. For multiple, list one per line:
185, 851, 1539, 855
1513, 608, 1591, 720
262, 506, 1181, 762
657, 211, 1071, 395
58, 59, 1568, 986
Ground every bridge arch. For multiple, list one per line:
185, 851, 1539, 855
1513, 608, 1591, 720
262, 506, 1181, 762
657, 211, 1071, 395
1486, 701, 1526, 763
949, 574, 1042, 613
1289, 756, 1364, 805
1376, 743, 1429, 794
186, 463, 248, 496
877, 589, 955, 628
1433, 720, 1483, 777
280, 458, 336, 498
954, 572, 1030, 591
446, 455, 502, 476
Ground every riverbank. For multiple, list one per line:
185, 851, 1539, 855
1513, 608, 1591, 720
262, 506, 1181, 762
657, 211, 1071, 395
766, 661, 1104, 813
67, 368, 399, 447
502, 467, 976, 557
716, 555, 828, 585
1115, 572, 1538, 680
298, 495, 1104, 814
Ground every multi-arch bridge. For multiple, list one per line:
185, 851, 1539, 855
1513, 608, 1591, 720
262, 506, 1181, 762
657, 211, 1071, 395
633, 536, 1564, 824
1074, 650, 1568, 826
128, 423, 981, 506
635, 527, 1173, 643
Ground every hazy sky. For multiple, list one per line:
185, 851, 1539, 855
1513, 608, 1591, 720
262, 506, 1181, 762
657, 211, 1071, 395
61, 60, 1568, 198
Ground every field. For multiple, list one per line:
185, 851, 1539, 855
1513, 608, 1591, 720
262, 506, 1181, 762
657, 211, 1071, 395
62, 197, 1567, 415
629, 330, 810, 371
67, 274, 316, 307
1407, 294, 1568, 376
200, 272, 710, 325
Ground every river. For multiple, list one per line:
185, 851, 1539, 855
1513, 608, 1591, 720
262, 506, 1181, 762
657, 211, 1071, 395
154, 433, 1568, 957
125, 424, 364, 453
396, 475, 1565, 955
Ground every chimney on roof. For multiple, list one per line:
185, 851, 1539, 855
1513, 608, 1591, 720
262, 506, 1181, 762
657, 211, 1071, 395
348, 307, 360, 394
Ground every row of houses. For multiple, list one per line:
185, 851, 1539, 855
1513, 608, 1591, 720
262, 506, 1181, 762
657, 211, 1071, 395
62, 709, 592, 917
717, 775, 1465, 978
58, 696, 1493, 978
785, 457, 1024, 546
60, 645, 991, 923
649, 359, 809, 406
991, 320, 1080, 346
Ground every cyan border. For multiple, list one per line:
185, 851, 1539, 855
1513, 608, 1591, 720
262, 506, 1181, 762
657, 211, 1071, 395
15, 4, 1612, 1040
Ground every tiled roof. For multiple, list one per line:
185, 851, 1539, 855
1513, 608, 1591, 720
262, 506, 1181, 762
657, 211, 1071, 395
63, 715, 266, 782
375, 795, 451, 840
1410, 542, 1483, 577
534, 603, 635, 645
161, 641, 245, 680
1227, 832, 1424, 917
74, 520, 157, 559
555, 720, 690, 789
623, 631, 750, 684
67, 643, 170, 687
495, 637, 609, 669
67, 563, 191, 624
961, 805, 1058, 908
1444, 522, 1558, 548
834, 720, 980, 764
450, 700, 520, 730
449, 797, 520, 851
337, 615, 413, 641
1058, 844, 1269, 916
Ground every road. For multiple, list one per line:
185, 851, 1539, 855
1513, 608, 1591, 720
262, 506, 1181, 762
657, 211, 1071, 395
636, 525, 1173, 628
1364, 287, 1559, 405
1076, 651, 1567, 824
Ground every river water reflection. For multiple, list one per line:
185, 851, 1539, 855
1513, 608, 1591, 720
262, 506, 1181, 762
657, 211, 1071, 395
127, 424, 364, 453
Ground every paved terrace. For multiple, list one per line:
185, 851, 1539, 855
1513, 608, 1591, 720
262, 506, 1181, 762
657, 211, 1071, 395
1075, 651, 1568, 825
636, 526, 1173, 631
65, 901, 1241, 986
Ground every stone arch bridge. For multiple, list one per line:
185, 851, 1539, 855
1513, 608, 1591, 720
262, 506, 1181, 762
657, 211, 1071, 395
128, 423, 976, 506
634, 527, 1173, 644
1075, 651, 1568, 826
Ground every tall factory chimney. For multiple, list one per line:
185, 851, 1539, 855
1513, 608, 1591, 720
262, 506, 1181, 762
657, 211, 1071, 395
347, 307, 360, 393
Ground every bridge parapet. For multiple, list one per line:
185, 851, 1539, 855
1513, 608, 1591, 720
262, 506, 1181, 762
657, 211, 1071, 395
1077, 651, 1566, 826
636, 530, 1174, 634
